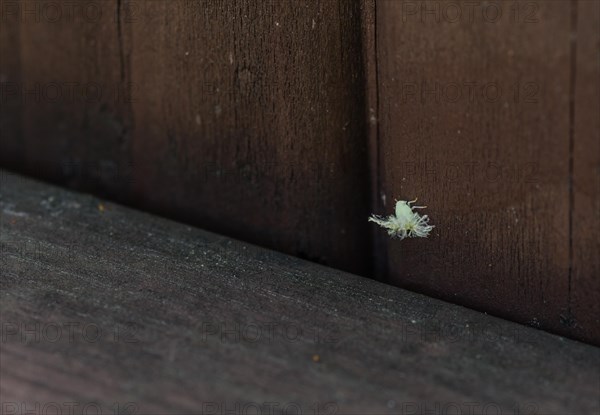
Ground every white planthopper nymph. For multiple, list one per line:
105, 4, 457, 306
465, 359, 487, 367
369, 199, 434, 240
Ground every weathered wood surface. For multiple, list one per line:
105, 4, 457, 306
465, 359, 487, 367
374, 0, 599, 344
1, 172, 599, 414
0, 0, 24, 171
0, 0, 371, 275
1, 0, 599, 347
571, 0, 600, 347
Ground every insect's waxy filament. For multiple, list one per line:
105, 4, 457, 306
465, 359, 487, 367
369, 199, 434, 240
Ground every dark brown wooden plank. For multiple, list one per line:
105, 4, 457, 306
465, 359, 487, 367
1, 0, 371, 275
0, 0, 24, 170
571, 0, 600, 344
1, 171, 599, 413
128, 0, 370, 274
374, 0, 594, 341
12, 0, 134, 197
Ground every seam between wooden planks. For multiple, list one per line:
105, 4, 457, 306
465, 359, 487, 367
360, 0, 388, 282
567, 0, 579, 325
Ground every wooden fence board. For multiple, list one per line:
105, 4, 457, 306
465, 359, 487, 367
571, 0, 600, 344
128, 0, 370, 274
13, 0, 134, 197
0, 0, 24, 170
374, 0, 594, 341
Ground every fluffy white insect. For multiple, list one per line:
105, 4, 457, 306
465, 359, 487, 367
369, 199, 434, 240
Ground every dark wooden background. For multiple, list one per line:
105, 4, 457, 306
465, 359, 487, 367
0, 0, 372, 275
1, 0, 598, 345
374, 0, 600, 345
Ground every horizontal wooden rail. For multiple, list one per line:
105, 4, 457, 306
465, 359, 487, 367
1, 171, 598, 414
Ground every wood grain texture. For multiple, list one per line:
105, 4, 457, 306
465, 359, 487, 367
2, 0, 598, 346
571, 0, 600, 344
0, 0, 24, 170
0, 0, 371, 275
128, 0, 370, 274
374, 0, 597, 342
14, 0, 134, 196
1, 171, 599, 414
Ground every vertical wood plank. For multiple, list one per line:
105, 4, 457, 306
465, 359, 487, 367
571, 0, 600, 344
376, 0, 582, 339
15, 0, 133, 197
0, 0, 24, 171
129, 0, 370, 273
